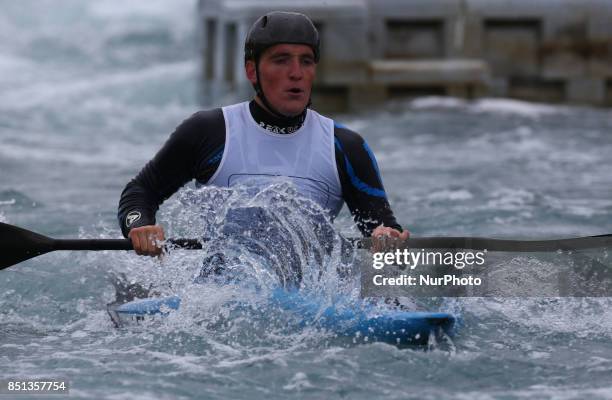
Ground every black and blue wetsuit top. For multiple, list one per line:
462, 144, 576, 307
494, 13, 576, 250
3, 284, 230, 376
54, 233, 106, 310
118, 100, 402, 238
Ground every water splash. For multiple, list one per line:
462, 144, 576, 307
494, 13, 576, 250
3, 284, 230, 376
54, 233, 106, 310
106, 183, 362, 344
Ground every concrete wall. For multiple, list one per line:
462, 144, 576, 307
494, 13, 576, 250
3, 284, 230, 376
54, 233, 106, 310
198, 0, 612, 111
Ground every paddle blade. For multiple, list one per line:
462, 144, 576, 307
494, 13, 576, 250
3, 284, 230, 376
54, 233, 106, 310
0, 222, 55, 270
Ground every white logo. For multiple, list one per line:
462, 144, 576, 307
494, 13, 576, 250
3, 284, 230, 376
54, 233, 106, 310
126, 211, 142, 227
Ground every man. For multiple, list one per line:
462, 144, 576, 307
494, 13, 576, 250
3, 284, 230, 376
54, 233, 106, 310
118, 11, 408, 257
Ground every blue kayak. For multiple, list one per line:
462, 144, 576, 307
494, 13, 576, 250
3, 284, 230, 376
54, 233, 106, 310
109, 289, 457, 345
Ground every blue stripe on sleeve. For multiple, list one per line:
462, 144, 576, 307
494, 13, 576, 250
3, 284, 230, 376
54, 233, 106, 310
335, 137, 386, 198
207, 146, 224, 165
362, 141, 383, 183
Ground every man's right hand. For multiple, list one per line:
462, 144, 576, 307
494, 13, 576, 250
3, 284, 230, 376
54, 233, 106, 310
128, 225, 165, 256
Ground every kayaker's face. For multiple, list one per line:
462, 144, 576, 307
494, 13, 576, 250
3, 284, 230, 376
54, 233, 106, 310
246, 44, 316, 117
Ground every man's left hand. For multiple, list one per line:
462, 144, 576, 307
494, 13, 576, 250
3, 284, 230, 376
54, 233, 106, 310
371, 225, 409, 252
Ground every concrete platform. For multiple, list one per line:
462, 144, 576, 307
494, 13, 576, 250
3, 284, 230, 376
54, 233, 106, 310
198, 0, 612, 110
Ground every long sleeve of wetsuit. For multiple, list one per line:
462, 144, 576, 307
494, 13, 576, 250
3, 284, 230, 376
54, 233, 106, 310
117, 109, 225, 237
334, 124, 403, 237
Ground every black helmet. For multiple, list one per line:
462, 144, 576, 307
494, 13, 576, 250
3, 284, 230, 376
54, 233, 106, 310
244, 11, 320, 64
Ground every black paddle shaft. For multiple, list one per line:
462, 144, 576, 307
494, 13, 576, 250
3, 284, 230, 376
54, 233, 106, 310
0, 222, 202, 270
360, 235, 612, 252
52, 238, 203, 251
2, 221, 612, 270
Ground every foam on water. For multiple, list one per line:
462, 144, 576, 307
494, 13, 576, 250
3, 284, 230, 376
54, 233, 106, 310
2, 61, 195, 111
409, 96, 566, 118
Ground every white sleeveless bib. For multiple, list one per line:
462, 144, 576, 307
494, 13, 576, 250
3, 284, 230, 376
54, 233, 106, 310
206, 102, 343, 217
